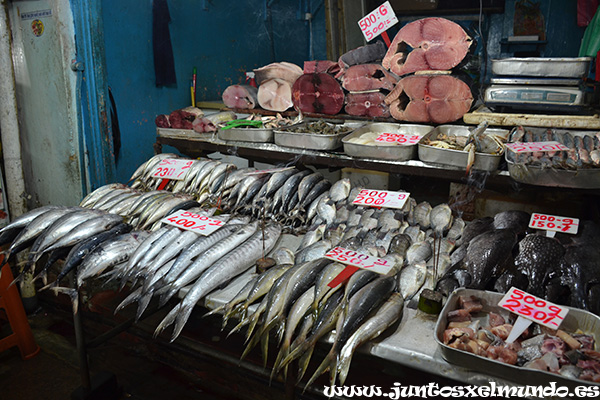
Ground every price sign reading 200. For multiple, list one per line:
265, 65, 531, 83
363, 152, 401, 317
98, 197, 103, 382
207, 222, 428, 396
352, 189, 410, 209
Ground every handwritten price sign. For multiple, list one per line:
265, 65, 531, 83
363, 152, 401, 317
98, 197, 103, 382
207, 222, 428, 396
529, 213, 579, 235
352, 189, 410, 209
161, 210, 224, 236
375, 133, 422, 145
358, 1, 398, 41
499, 287, 568, 329
151, 159, 194, 180
505, 141, 569, 154
324, 247, 393, 275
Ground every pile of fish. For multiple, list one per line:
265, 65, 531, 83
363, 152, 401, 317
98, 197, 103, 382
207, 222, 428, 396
123, 153, 337, 231
154, 106, 237, 133
507, 126, 600, 169
437, 210, 600, 316
442, 294, 600, 382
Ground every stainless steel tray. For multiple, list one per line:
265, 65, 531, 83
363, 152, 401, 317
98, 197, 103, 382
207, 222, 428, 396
274, 121, 362, 150
490, 77, 580, 86
217, 126, 273, 143
435, 288, 600, 392
418, 125, 510, 172
492, 57, 592, 78
342, 123, 433, 161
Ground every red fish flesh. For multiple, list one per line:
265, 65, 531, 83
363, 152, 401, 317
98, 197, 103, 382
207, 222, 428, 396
254, 62, 303, 86
345, 92, 390, 118
341, 64, 399, 92
292, 73, 344, 115
303, 60, 340, 76
258, 78, 293, 112
222, 85, 258, 109
382, 18, 472, 76
385, 74, 473, 124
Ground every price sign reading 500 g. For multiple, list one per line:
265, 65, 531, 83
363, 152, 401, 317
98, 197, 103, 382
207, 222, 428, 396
352, 189, 410, 209
151, 159, 194, 180
358, 1, 398, 41
529, 213, 579, 235
499, 287, 568, 329
375, 133, 422, 145
324, 247, 393, 275
161, 210, 224, 236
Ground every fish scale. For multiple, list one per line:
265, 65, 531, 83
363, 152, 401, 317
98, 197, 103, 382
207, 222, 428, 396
514, 234, 566, 297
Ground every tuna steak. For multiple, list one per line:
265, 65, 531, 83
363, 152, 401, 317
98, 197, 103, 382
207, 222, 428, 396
257, 78, 293, 112
385, 74, 473, 124
222, 85, 258, 109
336, 41, 387, 78
303, 60, 340, 76
345, 92, 390, 118
382, 17, 472, 76
292, 73, 345, 115
341, 64, 399, 92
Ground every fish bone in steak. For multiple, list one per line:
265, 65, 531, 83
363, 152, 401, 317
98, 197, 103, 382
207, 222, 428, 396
257, 78, 293, 112
341, 64, 399, 92
292, 73, 345, 115
385, 74, 472, 124
222, 85, 258, 109
382, 17, 472, 76
345, 92, 390, 118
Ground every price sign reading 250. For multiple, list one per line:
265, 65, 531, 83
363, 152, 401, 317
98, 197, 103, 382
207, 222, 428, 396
499, 287, 568, 329
151, 159, 194, 180
324, 246, 393, 275
352, 189, 410, 209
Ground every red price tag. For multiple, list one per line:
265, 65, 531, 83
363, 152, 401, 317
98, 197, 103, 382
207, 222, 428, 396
324, 246, 393, 275
151, 159, 194, 180
352, 189, 409, 209
161, 210, 224, 236
375, 133, 422, 145
499, 287, 568, 329
505, 141, 569, 154
357, 1, 398, 42
529, 213, 579, 235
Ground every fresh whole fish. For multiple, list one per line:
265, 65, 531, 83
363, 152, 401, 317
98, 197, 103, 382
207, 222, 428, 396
464, 229, 517, 289
514, 234, 565, 297
154, 222, 281, 342
329, 178, 351, 203
430, 204, 453, 234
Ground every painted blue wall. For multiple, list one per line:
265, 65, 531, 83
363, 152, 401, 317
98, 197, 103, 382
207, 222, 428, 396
102, 0, 327, 183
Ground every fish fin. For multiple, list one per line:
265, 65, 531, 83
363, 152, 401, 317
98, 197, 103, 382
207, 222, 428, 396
241, 329, 261, 361
270, 344, 288, 385
279, 341, 309, 370
337, 345, 354, 386
170, 304, 194, 342
135, 291, 154, 322
39, 280, 58, 292
226, 317, 249, 339
114, 287, 143, 314
51, 287, 79, 314
8, 272, 25, 289
261, 333, 269, 369
203, 304, 225, 318
153, 304, 181, 339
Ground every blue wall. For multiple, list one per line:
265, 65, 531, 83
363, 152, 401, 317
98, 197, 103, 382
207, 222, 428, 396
102, 0, 327, 183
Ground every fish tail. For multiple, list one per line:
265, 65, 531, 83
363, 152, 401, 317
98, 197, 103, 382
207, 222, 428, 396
226, 317, 248, 339
270, 341, 289, 384
337, 345, 354, 387
279, 341, 309, 370
51, 286, 80, 314
39, 280, 58, 292
135, 291, 154, 322
153, 304, 181, 339
170, 304, 194, 342
304, 349, 336, 390
260, 333, 269, 368
241, 330, 261, 361
297, 345, 315, 383
114, 287, 143, 314
8, 271, 25, 289
159, 288, 177, 307
203, 305, 225, 318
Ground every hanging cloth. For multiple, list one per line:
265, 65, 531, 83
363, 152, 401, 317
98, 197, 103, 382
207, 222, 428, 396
153, 0, 176, 86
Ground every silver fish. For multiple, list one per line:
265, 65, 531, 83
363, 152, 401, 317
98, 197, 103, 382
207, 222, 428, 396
430, 203, 453, 234
414, 201, 432, 229
329, 178, 351, 203
406, 240, 432, 265
155, 222, 281, 342
297, 224, 326, 252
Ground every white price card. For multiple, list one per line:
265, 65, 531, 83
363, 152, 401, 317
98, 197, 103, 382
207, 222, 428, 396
151, 159, 194, 180
161, 210, 225, 236
499, 287, 568, 330
505, 141, 569, 154
358, 1, 398, 42
352, 189, 409, 209
324, 247, 393, 275
529, 213, 579, 235
375, 133, 422, 145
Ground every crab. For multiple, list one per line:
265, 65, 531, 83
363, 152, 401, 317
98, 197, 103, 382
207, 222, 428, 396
464, 122, 506, 174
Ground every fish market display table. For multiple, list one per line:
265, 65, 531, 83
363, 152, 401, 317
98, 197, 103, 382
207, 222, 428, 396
155, 128, 512, 186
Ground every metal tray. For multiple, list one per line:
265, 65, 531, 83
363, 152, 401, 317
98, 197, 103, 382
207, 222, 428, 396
217, 126, 273, 143
418, 125, 510, 172
491, 57, 592, 78
435, 288, 600, 392
273, 121, 362, 150
342, 123, 433, 161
